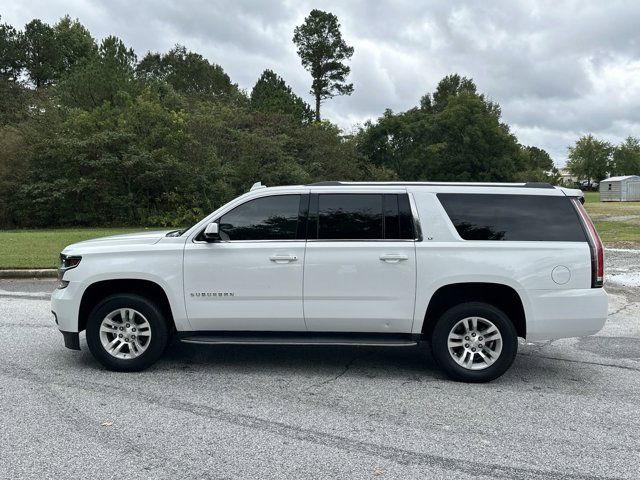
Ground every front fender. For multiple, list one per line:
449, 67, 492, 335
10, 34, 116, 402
60, 248, 189, 331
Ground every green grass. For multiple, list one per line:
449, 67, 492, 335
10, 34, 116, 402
0, 228, 165, 269
583, 191, 599, 204
588, 221, 640, 243
582, 192, 640, 245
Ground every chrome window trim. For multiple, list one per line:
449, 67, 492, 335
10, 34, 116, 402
306, 239, 416, 243
193, 239, 306, 244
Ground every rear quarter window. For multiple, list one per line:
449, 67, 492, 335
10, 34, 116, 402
437, 193, 586, 241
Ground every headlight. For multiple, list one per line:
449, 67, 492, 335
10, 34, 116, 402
58, 254, 82, 288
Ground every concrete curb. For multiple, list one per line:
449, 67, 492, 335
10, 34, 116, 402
0, 269, 57, 279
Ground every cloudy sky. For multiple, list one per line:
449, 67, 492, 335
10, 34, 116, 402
2, 0, 640, 165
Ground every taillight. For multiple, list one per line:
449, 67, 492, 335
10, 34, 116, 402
571, 198, 604, 287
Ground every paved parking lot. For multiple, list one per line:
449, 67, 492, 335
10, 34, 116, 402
1, 250, 639, 479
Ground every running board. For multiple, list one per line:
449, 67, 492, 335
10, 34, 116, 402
179, 332, 419, 347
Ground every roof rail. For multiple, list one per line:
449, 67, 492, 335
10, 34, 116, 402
306, 181, 555, 189
307, 181, 343, 186
523, 182, 554, 189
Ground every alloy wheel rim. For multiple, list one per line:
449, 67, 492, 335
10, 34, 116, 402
99, 308, 152, 360
447, 316, 502, 370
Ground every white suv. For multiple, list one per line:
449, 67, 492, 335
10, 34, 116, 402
52, 181, 607, 382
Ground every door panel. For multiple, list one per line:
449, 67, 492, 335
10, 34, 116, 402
183, 192, 307, 331
303, 191, 418, 333
303, 242, 416, 332
184, 242, 306, 331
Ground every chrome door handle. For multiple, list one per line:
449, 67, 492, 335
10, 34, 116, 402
379, 254, 408, 263
269, 254, 298, 264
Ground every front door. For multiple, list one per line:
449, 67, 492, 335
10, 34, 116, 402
183, 193, 307, 331
303, 192, 417, 333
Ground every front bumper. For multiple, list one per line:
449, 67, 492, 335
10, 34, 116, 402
50, 281, 82, 333
526, 287, 608, 341
51, 281, 83, 350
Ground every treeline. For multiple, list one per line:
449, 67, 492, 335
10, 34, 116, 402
0, 14, 558, 228
567, 135, 640, 183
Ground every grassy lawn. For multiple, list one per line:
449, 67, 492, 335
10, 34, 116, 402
1, 192, 639, 269
0, 228, 165, 269
582, 191, 640, 246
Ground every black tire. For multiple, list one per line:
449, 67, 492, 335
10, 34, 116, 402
86, 293, 169, 372
430, 302, 518, 383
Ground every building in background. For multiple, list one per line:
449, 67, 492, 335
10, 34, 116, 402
558, 168, 578, 185
599, 175, 640, 202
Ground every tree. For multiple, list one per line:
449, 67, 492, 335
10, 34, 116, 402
0, 16, 24, 81
513, 145, 557, 183
566, 135, 612, 183
357, 75, 521, 182
23, 19, 59, 88
421, 74, 502, 119
135, 52, 163, 80
0, 18, 26, 122
59, 35, 137, 109
611, 137, 640, 176
4, 16, 95, 88
0, 125, 29, 225
136, 45, 237, 97
293, 9, 354, 122
250, 69, 313, 123
53, 15, 96, 73
520, 146, 554, 171
420, 74, 477, 113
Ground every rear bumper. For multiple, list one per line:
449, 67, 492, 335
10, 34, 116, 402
526, 287, 608, 341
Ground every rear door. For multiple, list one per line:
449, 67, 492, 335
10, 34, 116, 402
303, 191, 417, 333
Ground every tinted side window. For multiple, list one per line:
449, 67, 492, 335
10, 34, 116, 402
318, 194, 383, 240
398, 194, 415, 239
384, 194, 415, 240
384, 194, 400, 239
437, 194, 586, 241
218, 195, 300, 241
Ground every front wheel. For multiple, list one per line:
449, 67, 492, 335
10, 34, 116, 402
86, 294, 169, 372
431, 302, 518, 382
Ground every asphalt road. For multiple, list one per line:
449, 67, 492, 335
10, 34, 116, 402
1, 251, 639, 480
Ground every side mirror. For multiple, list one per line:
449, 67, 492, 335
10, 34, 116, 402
204, 222, 220, 242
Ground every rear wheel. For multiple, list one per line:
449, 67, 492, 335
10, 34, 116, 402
431, 302, 518, 382
86, 294, 169, 371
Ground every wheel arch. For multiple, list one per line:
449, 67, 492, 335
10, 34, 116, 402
78, 279, 176, 333
421, 282, 526, 340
